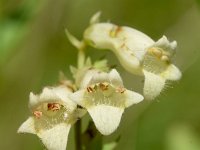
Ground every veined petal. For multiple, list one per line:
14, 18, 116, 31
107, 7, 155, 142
161, 64, 182, 81
18, 117, 36, 134
38, 123, 71, 150
87, 105, 124, 135
143, 70, 166, 100
108, 69, 123, 87
115, 26, 154, 60
124, 90, 144, 107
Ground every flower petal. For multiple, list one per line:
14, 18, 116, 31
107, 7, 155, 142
18, 117, 36, 134
108, 69, 123, 87
143, 70, 166, 100
114, 48, 142, 75
87, 105, 124, 135
84, 23, 116, 50
69, 89, 86, 107
29, 92, 38, 108
88, 71, 110, 85
38, 123, 71, 150
79, 69, 100, 88
152, 35, 177, 56
124, 90, 144, 107
52, 86, 76, 111
33, 86, 76, 112
116, 26, 154, 60
84, 23, 154, 75
161, 64, 182, 81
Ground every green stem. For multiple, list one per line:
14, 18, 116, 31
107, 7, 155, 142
75, 42, 85, 150
75, 119, 82, 150
78, 49, 85, 69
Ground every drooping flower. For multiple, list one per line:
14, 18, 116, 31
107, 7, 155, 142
18, 86, 82, 150
69, 69, 143, 135
83, 12, 182, 100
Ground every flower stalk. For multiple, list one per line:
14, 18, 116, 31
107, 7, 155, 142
75, 119, 82, 150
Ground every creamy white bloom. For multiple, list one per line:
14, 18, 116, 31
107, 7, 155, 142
83, 13, 181, 100
18, 86, 82, 150
70, 69, 143, 135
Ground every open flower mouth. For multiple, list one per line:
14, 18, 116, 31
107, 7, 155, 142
83, 82, 127, 108
32, 102, 73, 132
142, 47, 171, 74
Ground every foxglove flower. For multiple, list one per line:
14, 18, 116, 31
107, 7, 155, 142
83, 13, 181, 100
18, 86, 81, 150
70, 69, 143, 135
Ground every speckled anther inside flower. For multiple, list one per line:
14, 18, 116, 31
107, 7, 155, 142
18, 86, 81, 150
70, 69, 143, 135
83, 12, 182, 100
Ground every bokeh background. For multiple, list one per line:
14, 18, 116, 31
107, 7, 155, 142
0, 0, 200, 149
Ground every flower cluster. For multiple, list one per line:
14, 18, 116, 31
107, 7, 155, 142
18, 12, 181, 150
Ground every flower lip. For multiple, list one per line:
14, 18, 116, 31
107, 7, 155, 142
84, 82, 127, 108
87, 105, 124, 135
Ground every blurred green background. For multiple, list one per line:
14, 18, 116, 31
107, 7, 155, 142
0, 0, 200, 149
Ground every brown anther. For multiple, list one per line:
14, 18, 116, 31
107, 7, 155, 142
47, 103, 61, 111
87, 86, 94, 93
116, 87, 126, 94
109, 26, 122, 38
99, 82, 109, 91
33, 110, 42, 119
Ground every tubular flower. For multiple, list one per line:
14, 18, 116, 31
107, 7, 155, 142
83, 13, 181, 100
69, 69, 143, 135
18, 86, 82, 150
